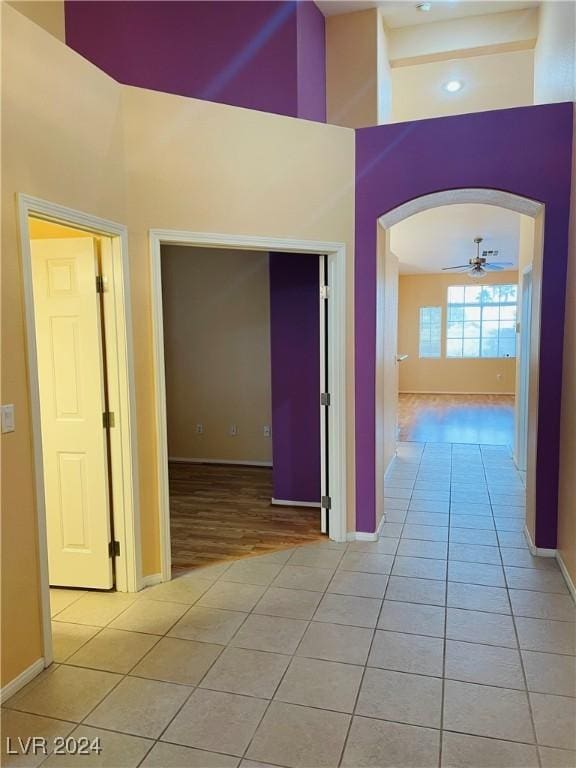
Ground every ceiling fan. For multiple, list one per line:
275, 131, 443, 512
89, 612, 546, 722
442, 237, 513, 279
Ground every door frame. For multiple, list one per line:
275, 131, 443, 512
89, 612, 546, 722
18, 194, 141, 666
515, 265, 533, 472
149, 230, 348, 582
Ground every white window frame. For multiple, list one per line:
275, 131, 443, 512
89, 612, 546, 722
446, 283, 518, 359
418, 306, 442, 358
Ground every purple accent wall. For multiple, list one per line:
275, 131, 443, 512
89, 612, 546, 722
65, 0, 326, 121
355, 102, 574, 547
269, 253, 321, 503
296, 1, 326, 122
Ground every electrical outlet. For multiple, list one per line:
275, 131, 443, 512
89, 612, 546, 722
1, 404, 15, 433
195, 423, 204, 434
263, 425, 271, 438
229, 425, 238, 436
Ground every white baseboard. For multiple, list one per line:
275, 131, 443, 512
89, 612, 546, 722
399, 390, 515, 396
523, 525, 557, 557
271, 498, 321, 508
347, 531, 378, 542
1, 658, 45, 704
345, 511, 386, 543
139, 573, 163, 589
523, 526, 576, 602
556, 552, 576, 604
169, 457, 272, 467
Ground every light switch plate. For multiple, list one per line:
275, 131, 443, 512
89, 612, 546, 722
1, 404, 15, 433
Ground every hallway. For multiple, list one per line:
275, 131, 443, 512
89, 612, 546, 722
2, 442, 575, 767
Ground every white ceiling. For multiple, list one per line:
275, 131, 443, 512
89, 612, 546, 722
389, 204, 521, 273
316, 1, 538, 27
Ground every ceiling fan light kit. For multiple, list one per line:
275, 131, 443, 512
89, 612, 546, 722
442, 236, 513, 279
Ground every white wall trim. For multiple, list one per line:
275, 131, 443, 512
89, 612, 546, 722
524, 527, 576, 604
399, 390, 516, 396
556, 553, 576, 605
379, 188, 542, 228
17, 194, 141, 668
347, 531, 379, 542
150, 230, 348, 582
523, 525, 557, 557
0, 658, 45, 704
271, 498, 321, 508
169, 457, 273, 467
140, 573, 163, 589
376, 512, 387, 537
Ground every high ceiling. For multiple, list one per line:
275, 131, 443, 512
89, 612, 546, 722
389, 204, 522, 274
316, 1, 538, 27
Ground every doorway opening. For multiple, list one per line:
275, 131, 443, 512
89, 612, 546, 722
375, 189, 543, 543
150, 231, 347, 582
19, 195, 139, 667
160, 246, 322, 570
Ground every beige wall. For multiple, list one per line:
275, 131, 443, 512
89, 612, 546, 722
6, 0, 65, 41
391, 49, 534, 123
161, 247, 272, 464
377, 11, 392, 125
1, 5, 126, 687
122, 85, 356, 577
557, 110, 576, 585
398, 272, 519, 394
1, 5, 356, 688
388, 9, 538, 66
326, 9, 380, 128
534, 0, 576, 105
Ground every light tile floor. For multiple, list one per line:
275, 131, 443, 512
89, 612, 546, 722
3, 442, 576, 767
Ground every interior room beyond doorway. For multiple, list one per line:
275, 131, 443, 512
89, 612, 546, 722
390, 204, 535, 453
160, 245, 324, 571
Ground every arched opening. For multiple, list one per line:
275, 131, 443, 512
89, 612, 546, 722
375, 189, 545, 551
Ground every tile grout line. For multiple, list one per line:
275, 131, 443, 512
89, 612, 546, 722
438, 441, 454, 767
337, 440, 426, 767
482, 445, 543, 768
8, 444, 575, 767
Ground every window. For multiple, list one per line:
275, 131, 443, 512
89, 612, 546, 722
419, 306, 442, 358
446, 284, 517, 359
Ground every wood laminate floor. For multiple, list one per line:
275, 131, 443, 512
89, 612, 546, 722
398, 393, 515, 446
169, 462, 323, 572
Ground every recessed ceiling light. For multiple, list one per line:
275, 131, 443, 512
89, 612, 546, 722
417, 2, 432, 11
443, 79, 464, 93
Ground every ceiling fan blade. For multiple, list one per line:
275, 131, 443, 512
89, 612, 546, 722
486, 261, 513, 268
442, 264, 471, 270
483, 264, 504, 271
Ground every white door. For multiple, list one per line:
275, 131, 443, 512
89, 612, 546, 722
516, 269, 532, 472
31, 238, 113, 589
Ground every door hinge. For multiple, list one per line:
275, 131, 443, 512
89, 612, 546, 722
321, 495, 332, 510
108, 540, 120, 557
102, 411, 115, 429
96, 275, 105, 293
320, 285, 330, 300
321, 392, 331, 407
